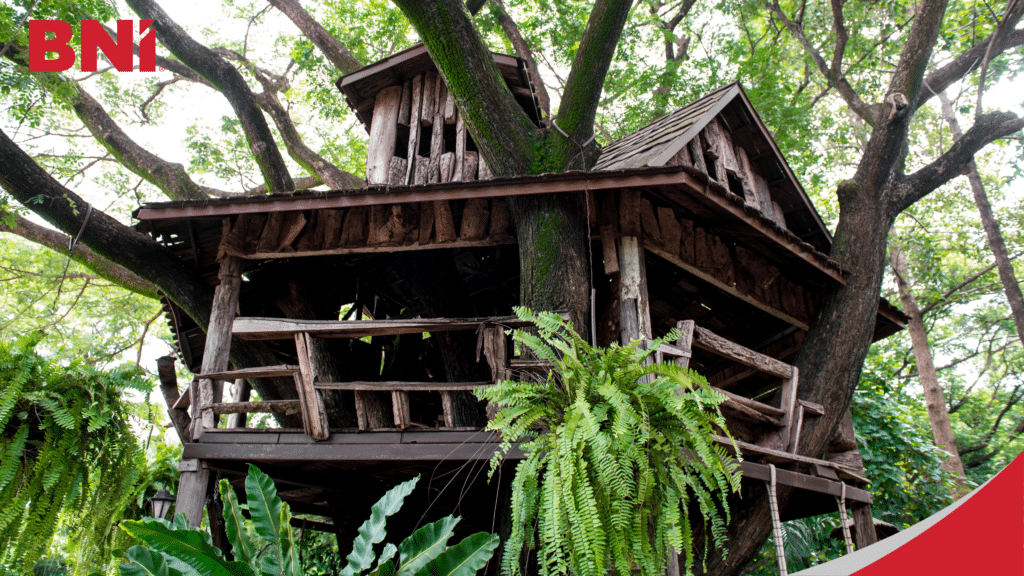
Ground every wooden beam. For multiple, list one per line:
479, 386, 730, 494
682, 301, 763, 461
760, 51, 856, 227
737, 461, 872, 504
156, 356, 191, 444
232, 315, 535, 340
210, 400, 301, 415
692, 325, 794, 379
315, 381, 492, 391
183, 438, 524, 461
617, 236, 652, 344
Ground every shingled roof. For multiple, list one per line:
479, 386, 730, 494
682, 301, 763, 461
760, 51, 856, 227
594, 83, 833, 252
594, 83, 737, 172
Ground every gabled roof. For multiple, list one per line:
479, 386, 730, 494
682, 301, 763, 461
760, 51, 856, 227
594, 83, 833, 252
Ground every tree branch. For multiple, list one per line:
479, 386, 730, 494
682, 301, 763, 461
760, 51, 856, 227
5, 44, 209, 201
488, 0, 551, 122
214, 48, 365, 189
266, 0, 363, 74
915, 6, 1024, 110
556, 0, 635, 164
886, 0, 949, 102
766, 0, 874, 122
126, 0, 294, 193
0, 128, 214, 320
0, 211, 158, 298
895, 110, 1024, 212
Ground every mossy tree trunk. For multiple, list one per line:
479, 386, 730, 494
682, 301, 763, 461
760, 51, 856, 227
392, 0, 635, 333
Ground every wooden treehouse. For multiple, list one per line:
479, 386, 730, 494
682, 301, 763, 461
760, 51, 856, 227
141, 44, 907, 561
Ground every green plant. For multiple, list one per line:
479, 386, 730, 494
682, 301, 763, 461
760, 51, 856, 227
119, 465, 499, 576
0, 333, 149, 574
475, 308, 742, 576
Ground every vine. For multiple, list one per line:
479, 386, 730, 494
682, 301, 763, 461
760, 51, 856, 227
476, 309, 742, 576
0, 333, 149, 574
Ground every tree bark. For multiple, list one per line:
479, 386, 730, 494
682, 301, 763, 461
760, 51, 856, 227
126, 0, 294, 194
487, 0, 551, 121
0, 211, 158, 298
891, 247, 969, 498
938, 93, 1024, 348
266, 0, 363, 74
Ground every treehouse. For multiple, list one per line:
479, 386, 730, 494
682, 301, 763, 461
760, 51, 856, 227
139, 44, 907, 562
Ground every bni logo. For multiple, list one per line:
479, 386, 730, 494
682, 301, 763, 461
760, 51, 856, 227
28, 20, 156, 73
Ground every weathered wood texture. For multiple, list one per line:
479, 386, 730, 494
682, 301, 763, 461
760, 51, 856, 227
175, 460, 209, 527
366, 86, 402, 184
156, 356, 191, 443
232, 315, 534, 340
195, 255, 243, 440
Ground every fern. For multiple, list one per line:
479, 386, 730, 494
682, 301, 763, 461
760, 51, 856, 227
0, 333, 149, 575
475, 308, 743, 576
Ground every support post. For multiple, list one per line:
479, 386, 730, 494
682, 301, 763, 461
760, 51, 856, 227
852, 501, 878, 549
194, 255, 243, 440
617, 235, 652, 344
174, 459, 209, 527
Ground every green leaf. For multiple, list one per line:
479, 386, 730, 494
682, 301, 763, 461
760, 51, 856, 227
396, 515, 460, 576
119, 520, 255, 576
341, 475, 419, 576
244, 463, 286, 573
413, 532, 499, 576
118, 546, 184, 576
218, 478, 256, 566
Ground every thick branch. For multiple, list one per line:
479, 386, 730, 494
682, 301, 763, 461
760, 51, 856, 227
0, 211, 158, 298
266, 0, 362, 74
126, 0, 294, 194
101, 22, 212, 86
5, 45, 208, 201
887, 0, 948, 102
488, 0, 551, 121
556, 0, 635, 161
393, 0, 539, 176
767, 0, 874, 122
896, 111, 1024, 212
917, 29, 1024, 110
0, 128, 212, 319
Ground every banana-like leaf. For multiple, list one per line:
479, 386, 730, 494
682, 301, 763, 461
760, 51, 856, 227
218, 478, 256, 566
119, 546, 184, 576
279, 504, 302, 576
120, 520, 255, 576
396, 516, 460, 576
414, 532, 499, 576
371, 558, 396, 576
340, 476, 419, 576
245, 463, 286, 573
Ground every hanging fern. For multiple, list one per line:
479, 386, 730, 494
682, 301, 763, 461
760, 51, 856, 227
475, 308, 743, 576
0, 333, 150, 574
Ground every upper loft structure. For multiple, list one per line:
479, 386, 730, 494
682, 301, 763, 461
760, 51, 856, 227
137, 49, 906, 554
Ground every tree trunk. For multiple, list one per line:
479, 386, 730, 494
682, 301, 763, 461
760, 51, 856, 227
939, 93, 1024, 348
891, 248, 969, 498
694, 185, 894, 574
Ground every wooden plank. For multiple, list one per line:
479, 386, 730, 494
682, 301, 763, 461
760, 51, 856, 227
599, 225, 619, 275
366, 86, 403, 184
197, 365, 299, 379
397, 79, 412, 126
405, 74, 423, 184
737, 461, 872, 503
779, 367, 799, 452
443, 89, 456, 124
463, 151, 479, 181
678, 218, 695, 265
692, 326, 793, 379
315, 381, 493, 391
440, 391, 456, 428
454, 111, 466, 181
174, 463, 210, 527
210, 400, 302, 415
694, 227, 734, 287
392, 390, 411, 429
711, 385, 785, 418
619, 190, 641, 236
388, 156, 407, 186
713, 434, 866, 480
852, 503, 878, 549
295, 332, 330, 441
478, 155, 492, 180
420, 71, 437, 127
656, 206, 681, 253
460, 199, 489, 240
184, 439, 524, 462
433, 199, 457, 243
674, 320, 695, 369
439, 152, 456, 183
617, 236, 652, 343
194, 256, 242, 440
488, 197, 512, 238
640, 197, 661, 246
156, 356, 191, 443
339, 207, 368, 246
